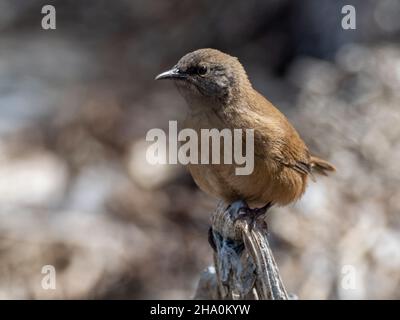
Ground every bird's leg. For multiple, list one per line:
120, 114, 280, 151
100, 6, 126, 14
230, 200, 273, 231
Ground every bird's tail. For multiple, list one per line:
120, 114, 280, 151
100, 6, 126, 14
310, 156, 336, 176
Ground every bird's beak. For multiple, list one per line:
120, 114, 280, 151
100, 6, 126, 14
155, 67, 186, 80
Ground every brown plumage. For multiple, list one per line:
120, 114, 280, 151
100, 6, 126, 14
156, 48, 335, 207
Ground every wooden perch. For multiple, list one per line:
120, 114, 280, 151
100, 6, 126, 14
194, 201, 289, 300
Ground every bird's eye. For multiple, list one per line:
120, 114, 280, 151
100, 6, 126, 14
197, 65, 208, 76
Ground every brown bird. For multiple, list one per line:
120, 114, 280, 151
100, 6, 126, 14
156, 48, 335, 219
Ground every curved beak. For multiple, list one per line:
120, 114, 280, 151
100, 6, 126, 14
155, 67, 186, 80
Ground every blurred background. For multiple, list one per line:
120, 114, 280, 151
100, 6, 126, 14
0, 0, 399, 299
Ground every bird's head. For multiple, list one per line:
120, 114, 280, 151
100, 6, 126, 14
155, 48, 251, 104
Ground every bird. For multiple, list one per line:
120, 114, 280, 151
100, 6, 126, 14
155, 48, 335, 222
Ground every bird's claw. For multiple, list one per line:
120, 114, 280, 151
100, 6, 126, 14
229, 201, 272, 232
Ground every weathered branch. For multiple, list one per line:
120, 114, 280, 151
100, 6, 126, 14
194, 201, 289, 300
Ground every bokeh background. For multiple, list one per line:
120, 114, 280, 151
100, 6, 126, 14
0, 0, 399, 299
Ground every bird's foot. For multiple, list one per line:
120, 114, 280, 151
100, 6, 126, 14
208, 200, 273, 252
228, 200, 273, 231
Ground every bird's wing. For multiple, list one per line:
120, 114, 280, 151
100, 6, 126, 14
271, 146, 316, 181
258, 120, 313, 176
277, 156, 312, 175
245, 90, 315, 177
